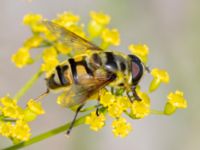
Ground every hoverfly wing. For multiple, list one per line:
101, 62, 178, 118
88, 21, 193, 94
58, 72, 115, 108
42, 21, 102, 54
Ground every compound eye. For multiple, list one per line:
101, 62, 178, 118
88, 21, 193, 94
132, 62, 140, 79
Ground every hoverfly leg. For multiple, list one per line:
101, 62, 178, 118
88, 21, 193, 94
131, 86, 142, 101
66, 104, 84, 136
126, 91, 133, 103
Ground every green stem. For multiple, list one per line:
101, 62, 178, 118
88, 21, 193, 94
2, 114, 88, 150
150, 109, 165, 115
13, 69, 43, 102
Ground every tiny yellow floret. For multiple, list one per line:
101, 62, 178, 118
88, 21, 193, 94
0, 122, 13, 137
12, 120, 31, 141
167, 90, 187, 109
11, 47, 32, 68
24, 35, 43, 49
90, 11, 110, 25
101, 28, 120, 47
149, 68, 170, 92
128, 44, 149, 63
85, 111, 105, 131
108, 102, 124, 118
27, 99, 45, 115
23, 13, 43, 26
54, 12, 80, 27
112, 117, 132, 138
100, 91, 115, 107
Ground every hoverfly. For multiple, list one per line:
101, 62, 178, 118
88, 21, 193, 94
40, 21, 149, 135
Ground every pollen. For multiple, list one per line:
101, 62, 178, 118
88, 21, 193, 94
112, 117, 132, 138
128, 44, 149, 64
85, 111, 106, 131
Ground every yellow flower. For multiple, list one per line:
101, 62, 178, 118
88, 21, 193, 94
0, 122, 13, 137
131, 91, 150, 119
85, 111, 106, 131
42, 47, 58, 62
0, 96, 24, 119
90, 11, 110, 25
128, 44, 149, 64
164, 90, 187, 115
54, 12, 80, 27
88, 11, 110, 39
167, 91, 187, 108
23, 35, 43, 48
67, 24, 86, 38
0, 96, 16, 107
112, 117, 132, 138
27, 99, 45, 115
2, 106, 24, 120
55, 42, 72, 54
116, 96, 131, 111
100, 91, 115, 107
12, 120, 31, 141
101, 28, 120, 48
23, 13, 43, 26
108, 102, 124, 118
131, 100, 150, 119
149, 68, 170, 92
11, 47, 33, 68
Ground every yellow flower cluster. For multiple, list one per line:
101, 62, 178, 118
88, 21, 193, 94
0, 96, 45, 141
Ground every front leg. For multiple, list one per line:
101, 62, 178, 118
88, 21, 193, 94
131, 86, 141, 101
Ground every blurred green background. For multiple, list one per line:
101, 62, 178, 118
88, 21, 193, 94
0, 0, 199, 150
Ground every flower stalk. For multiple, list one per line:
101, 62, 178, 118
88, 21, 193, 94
13, 69, 43, 102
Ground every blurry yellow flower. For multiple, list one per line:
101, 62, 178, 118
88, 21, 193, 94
67, 24, 86, 38
108, 102, 124, 118
23, 108, 37, 122
164, 90, 187, 115
23, 35, 43, 48
23, 13, 43, 26
54, 12, 80, 27
128, 44, 149, 64
131, 99, 150, 119
2, 105, 24, 120
85, 111, 106, 131
112, 117, 132, 138
100, 91, 115, 107
55, 42, 72, 54
90, 11, 110, 25
12, 120, 31, 141
42, 47, 58, 62
149, 68, 170, 92
0, 96, 24, 119
0, 122, 13, 137
88, 11, 110, 39
11, 47, 33, 68
101, 28, 120, 48
116, 96, 131, 111
0, 96, 16, 107
167, 91, 187, 108
27, 99, 45, 115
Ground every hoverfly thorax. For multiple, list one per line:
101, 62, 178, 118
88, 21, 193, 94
128, 55, 144, 86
